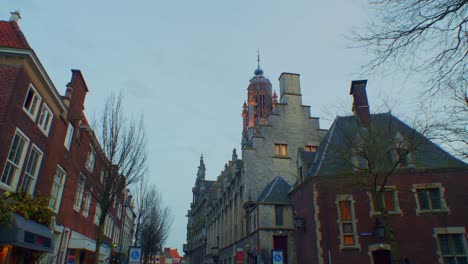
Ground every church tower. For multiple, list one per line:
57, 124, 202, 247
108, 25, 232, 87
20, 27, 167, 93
241, 56, 278, 147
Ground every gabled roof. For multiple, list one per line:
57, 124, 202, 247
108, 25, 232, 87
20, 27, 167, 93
308, 113, 467, 177
0, 21, 31, 49
257, 176, 292, 204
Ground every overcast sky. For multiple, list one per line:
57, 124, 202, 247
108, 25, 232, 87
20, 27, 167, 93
1, 0, 423, 253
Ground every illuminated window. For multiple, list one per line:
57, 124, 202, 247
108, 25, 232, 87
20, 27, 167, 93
38, 104, 53, 136
49, 166, 66, 212
1, 129, 29, 190
336, 195, 359, 250
305, 145, 317, 152
274, 144, 287, 157
23, 85, 42, 121
20, 145, 43, 194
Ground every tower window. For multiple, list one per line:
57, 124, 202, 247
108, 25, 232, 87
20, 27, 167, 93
305, 145, 317, 152
274, 144, 288, 157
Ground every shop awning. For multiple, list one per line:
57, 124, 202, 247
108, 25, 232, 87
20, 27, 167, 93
0, 213, 53, 252
68, 231, 110, 257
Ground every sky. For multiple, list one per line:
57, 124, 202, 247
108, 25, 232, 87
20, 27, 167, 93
1, 0, 424, 253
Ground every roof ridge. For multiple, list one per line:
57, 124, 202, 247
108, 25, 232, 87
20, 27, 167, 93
314, 120, 337, 176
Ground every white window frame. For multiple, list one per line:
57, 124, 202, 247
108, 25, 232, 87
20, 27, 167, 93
94, 204, 102, 225
23, 84, 42, 121
49, 165, 67, 213
64, 123, 74, 150
413, 183, 450, 215
20, 144, 43, 195
368, 186, 402, 216
433, 227, 468, 264
336, 194, 360, 251
1, 128, 30, 191
85, 146, 95, 172
38, 103, 53, 136
82, 191, 91, 217
73, 175, 85, 211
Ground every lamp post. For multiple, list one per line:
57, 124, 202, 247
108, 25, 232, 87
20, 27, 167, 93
374, 218, 385, 239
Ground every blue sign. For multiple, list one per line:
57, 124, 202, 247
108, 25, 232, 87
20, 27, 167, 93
128, 247, 142, 263
272, 250, 284, 264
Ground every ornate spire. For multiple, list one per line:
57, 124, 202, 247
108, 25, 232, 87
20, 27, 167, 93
197, 154, 206, 180
232, 148, 238, 161
254, 50, 264, 76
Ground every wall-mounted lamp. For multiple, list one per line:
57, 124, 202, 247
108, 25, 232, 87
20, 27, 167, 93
294, 217, 305, 231
374, 218, 385, 239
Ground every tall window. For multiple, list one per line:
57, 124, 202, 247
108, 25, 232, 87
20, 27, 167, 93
38, 104, 53, 136
414, 183, 449, 214
274, 144, 288, 157
434, 227, 468, 264
275, 206, 284, 226
73, 175, 85, 211
23, 85, 42, 121
20, 145, 43, 194
85, 146, 95, 172
94, 204, 102, 225
64, 123, 74, 150
1, 129, 30, 189
49, 166, 66, 212
336, 195, 359, 250
82, 191, 91, 217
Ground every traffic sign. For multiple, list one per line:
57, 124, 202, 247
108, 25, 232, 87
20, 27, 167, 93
272, 250, 284, 264
128, 247, 142, 263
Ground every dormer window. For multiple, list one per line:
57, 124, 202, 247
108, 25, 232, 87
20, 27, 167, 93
23, 85, 42, 121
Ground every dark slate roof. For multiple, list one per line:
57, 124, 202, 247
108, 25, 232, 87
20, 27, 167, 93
299, 150, 316, 166
257, 176, 292, 204
308, 113, 467, 177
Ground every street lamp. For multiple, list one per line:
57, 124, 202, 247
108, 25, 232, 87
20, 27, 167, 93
374, 218, 385, 239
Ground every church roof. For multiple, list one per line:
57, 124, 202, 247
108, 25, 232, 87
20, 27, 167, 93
257, 176, 292, 204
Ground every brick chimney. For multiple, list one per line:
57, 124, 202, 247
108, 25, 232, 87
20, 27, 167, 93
350, 80, 371, 127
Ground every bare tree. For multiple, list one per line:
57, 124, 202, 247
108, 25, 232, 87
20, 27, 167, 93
136, 184, 172, 264
79, 94, 147, 264
351, 0, 468, 161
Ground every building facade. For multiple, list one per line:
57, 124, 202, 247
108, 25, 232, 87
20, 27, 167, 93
290, 80, 468, 264
0, 14, 135, 264
185, 65, 326, 264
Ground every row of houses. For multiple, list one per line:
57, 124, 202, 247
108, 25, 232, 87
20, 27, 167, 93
184, 62, 468, 263
0, 13, 136, 264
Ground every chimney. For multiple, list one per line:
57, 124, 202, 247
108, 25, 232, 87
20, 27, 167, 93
279, 73, 301, 98
9, 11, 21, 22
350, 80, 371, 127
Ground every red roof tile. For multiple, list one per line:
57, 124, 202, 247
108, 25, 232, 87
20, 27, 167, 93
0, 21, 31, 49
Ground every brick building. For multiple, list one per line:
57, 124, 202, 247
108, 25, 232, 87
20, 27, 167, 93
0, 13, 135, 264
185, 64, 326, 264
290, 80, 468, 263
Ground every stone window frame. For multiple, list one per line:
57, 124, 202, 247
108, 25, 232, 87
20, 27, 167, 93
367, 185, 403, 217
367, 243, 392, 264
23, 84, 42, 122
412, 183, 450, 215
433, 227, 467, 264
0, 128, 30, 191
336, 194, 361, 251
